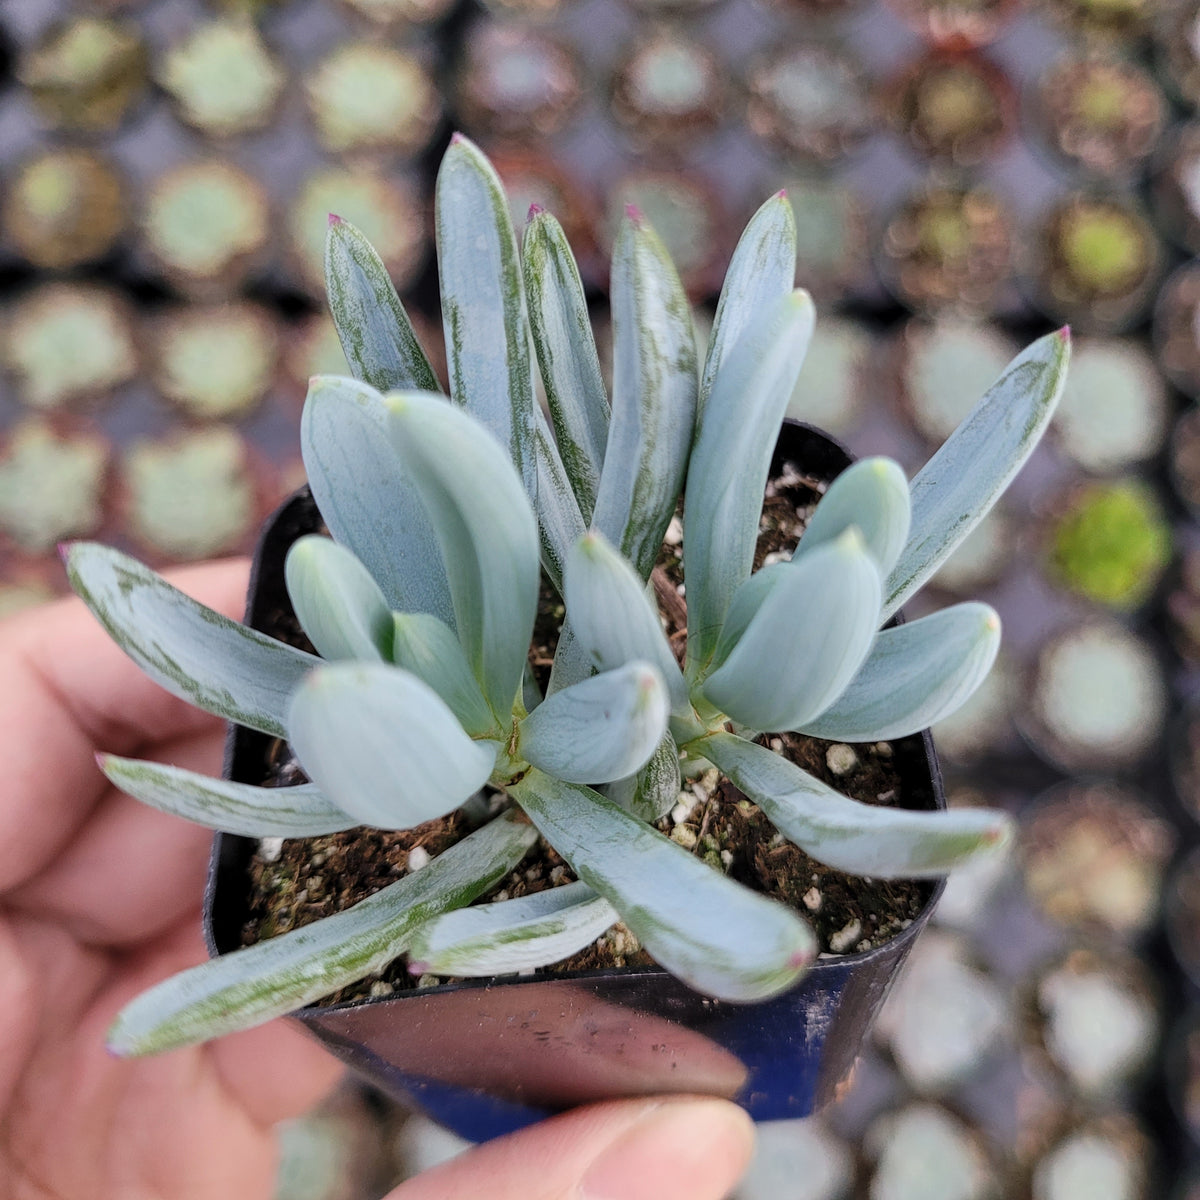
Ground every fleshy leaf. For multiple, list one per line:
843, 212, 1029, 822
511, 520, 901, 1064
603, 733, 682, 823
522, 660, 543, 714
883, 328, 1071, 621
524, 209, 609, 519
795, 458, 911, 576
533, 415, 587, 594
301, 376, 454, 627
698, 732, 1012, 879
546, 618, 593, 696
564, 530, 688, 713
435, 135, 536, 499
709, 561, 789, 673
699, 193, 796, 417
285, 535, 393, 663
518, 661, 669, 784
385, 392, 540, 717
407, 880, 617, 977
98, 755, 355, 837
325, 216, 440, 394
799, 603, 1001, 742
702, 532, 881, 731
591, 212, 697, 580
511, 770, 817, 1002
287, 662, 499, 829
684, 290, 816, 677
64, 543, 317, 739
390, 612, 497, 737
107, 811, 537, 1056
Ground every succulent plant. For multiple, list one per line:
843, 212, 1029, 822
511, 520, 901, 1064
64, 137, 1070, 1058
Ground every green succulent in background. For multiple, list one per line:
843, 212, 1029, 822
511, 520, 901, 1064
1047, 478, 1172, 610
64, 136, 1070, 1058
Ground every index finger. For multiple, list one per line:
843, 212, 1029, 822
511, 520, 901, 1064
0, 559, 250, 894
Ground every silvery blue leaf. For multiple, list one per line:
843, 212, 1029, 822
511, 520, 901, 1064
564, 530, 688, 713
546, 618, 593, 696
685, 290, 816, 678
591, 212, 697, 580
709, 561, 790, 674
603, 733, 681, 823
287, 662, 499, 829
390, 612, 498, 737
325, 215, 441, 394
524, 208, 609, 519
385, 392, 540, 717
519, 661, 669, 784
64, 543, 317, 739
107, 811, 537, 1056
285, 535, 393, 662
301, 376, 454, 627
435, 135, 537, 498
533, 415, 586, 594
884, 329, 1071, 621
699, 732, 1012, 879
799, 603, 1001, 741
98, 755, 355, 837
702, 531, 881, 731
407, 880, 617, 977
795, 458, 911, 577
522, 660, 543, 713
699, 193, 796, 418
511, 770, 817, 1001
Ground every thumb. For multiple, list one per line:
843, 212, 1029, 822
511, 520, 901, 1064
388, 1096, 755, 1200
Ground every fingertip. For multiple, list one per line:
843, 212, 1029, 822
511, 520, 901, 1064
580, 1098, 755, 1200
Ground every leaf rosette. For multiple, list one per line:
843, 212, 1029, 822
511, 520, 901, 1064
66, 136, 1071, 1056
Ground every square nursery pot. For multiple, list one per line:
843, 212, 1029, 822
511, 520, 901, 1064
203, 420, 947, 1143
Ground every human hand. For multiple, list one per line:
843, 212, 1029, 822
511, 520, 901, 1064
0, 561, 344, 1198
0, 568, 755, 1200
386, 1096, 755, 1199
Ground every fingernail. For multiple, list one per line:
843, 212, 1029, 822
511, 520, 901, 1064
580, 1099, 755, 1200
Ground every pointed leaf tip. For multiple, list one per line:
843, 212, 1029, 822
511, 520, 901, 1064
635, 665, 661, 700
327, 213, 343, 227
836, 525, 867, 553
789, 287, 815, 313
450, 131, 465, 144
624, 202, 643, 222
527, 202, 544, 221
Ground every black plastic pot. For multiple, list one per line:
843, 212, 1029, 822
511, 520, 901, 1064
203, 420, 947, 1143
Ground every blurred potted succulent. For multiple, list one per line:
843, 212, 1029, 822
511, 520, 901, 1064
64, 136, 1070, 1141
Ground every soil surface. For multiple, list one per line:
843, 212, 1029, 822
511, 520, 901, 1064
240, 456, 932, 1005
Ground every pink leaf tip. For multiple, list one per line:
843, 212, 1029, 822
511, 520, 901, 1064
624, 203, 644, 224
527, 202, 545, 221
1058, 325, 1071, 344
327, 213, 344, 227
450, 131, 466, 145
776, 188, 788, 200
789, 946, 817, 971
